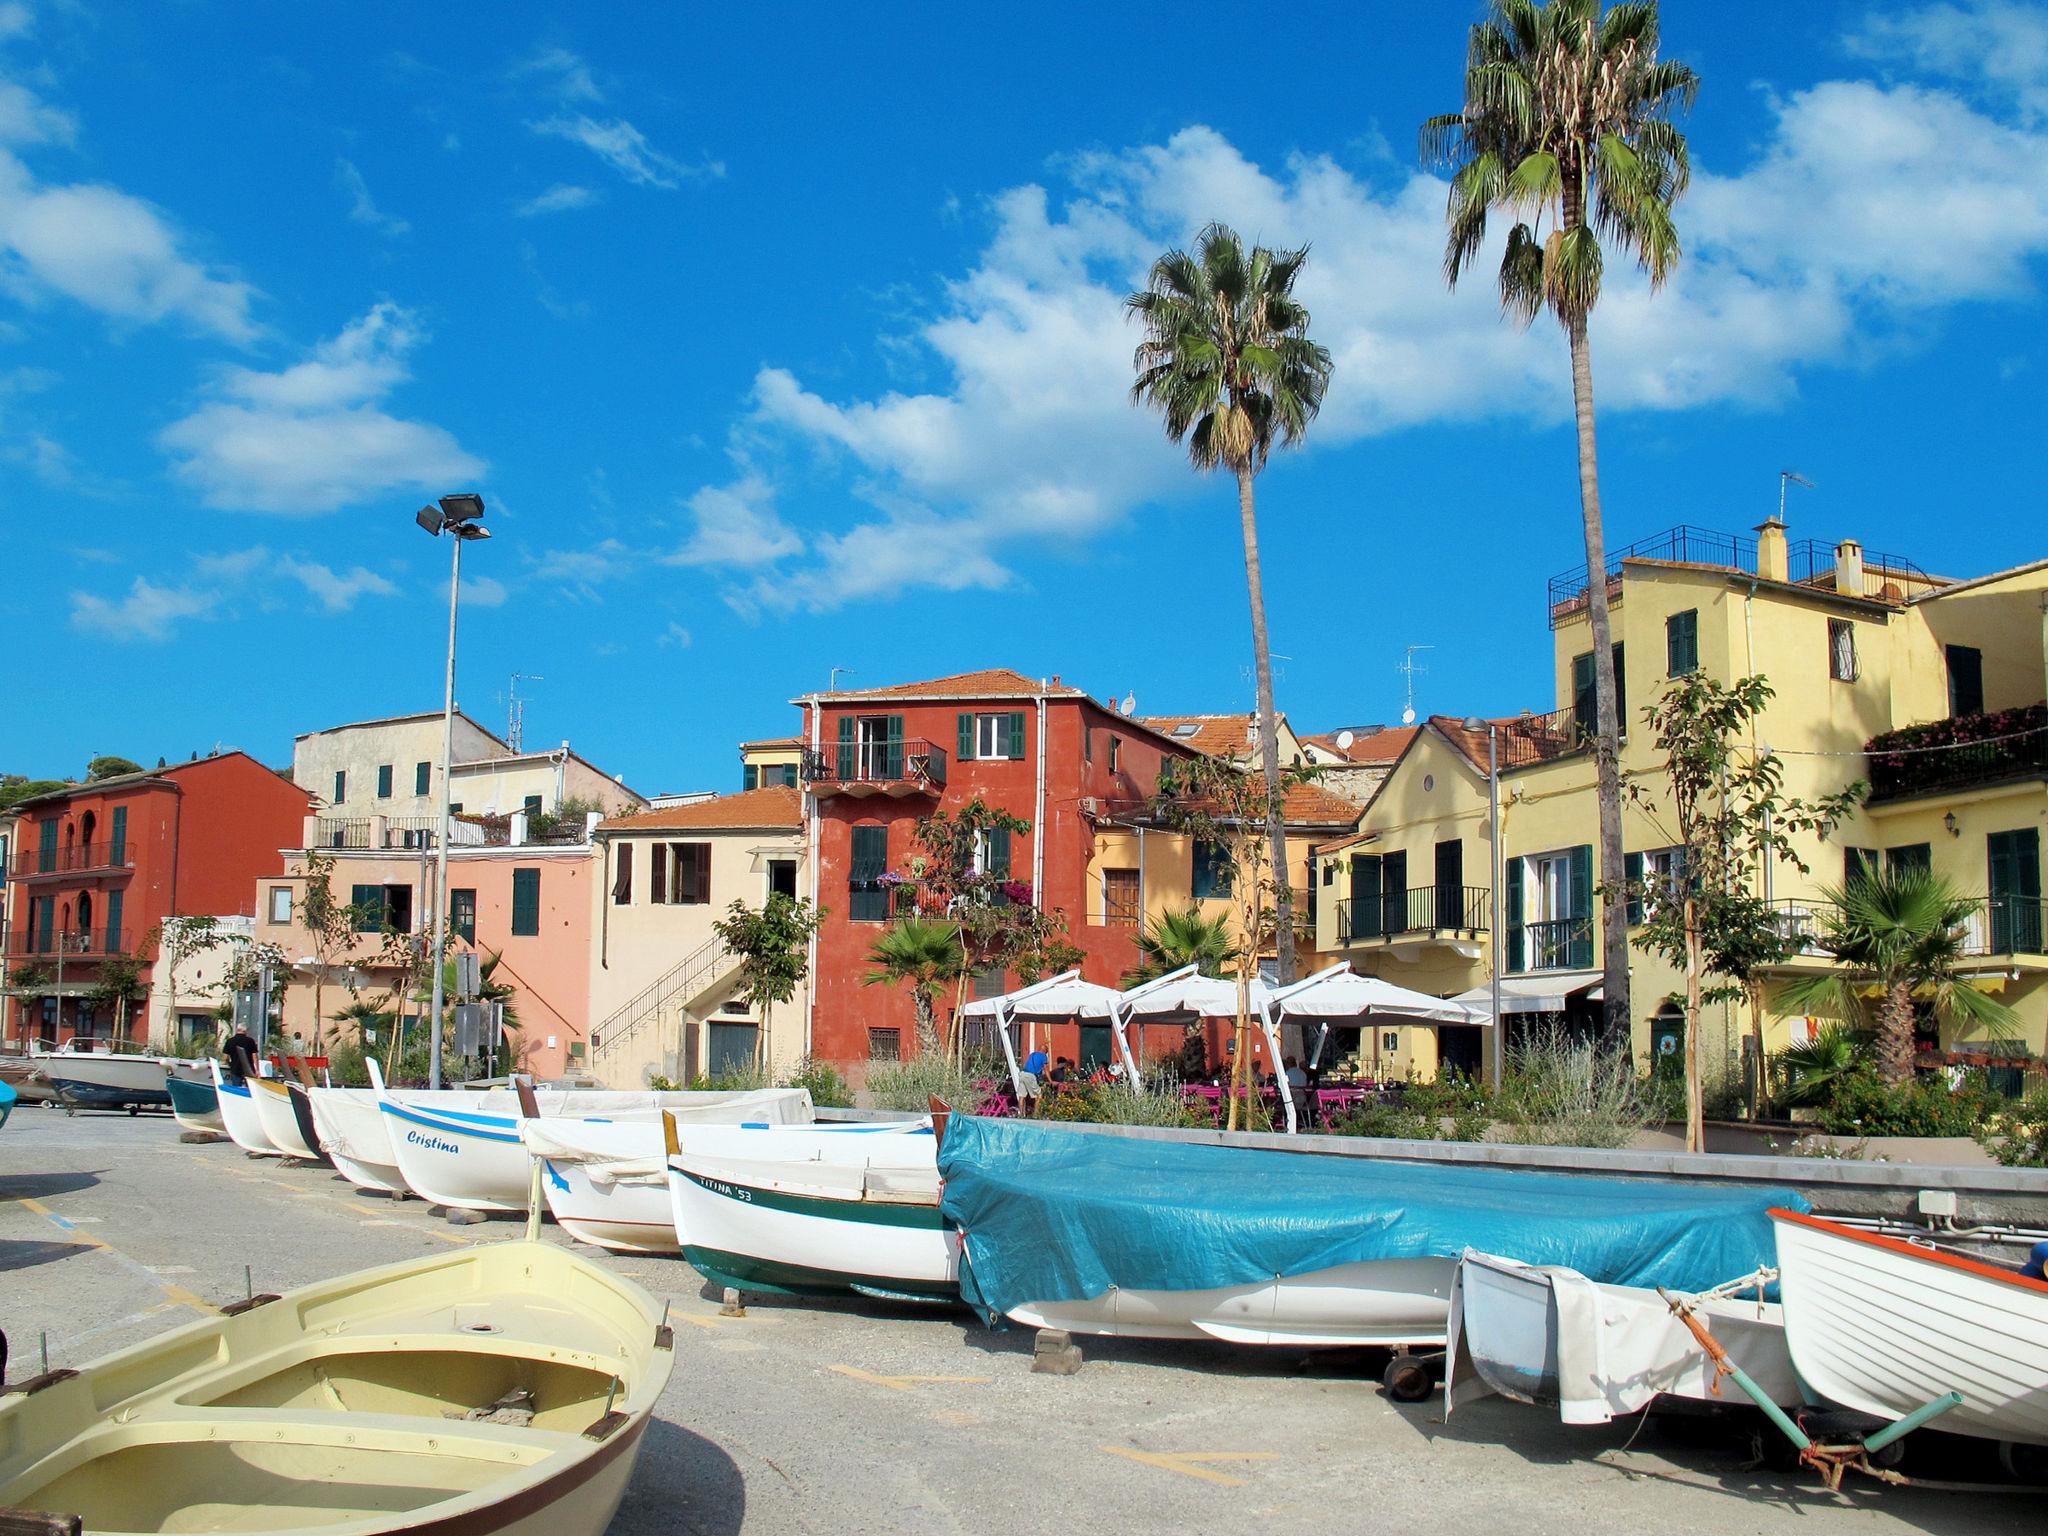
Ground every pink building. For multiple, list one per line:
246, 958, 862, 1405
252, 809, 598, 1080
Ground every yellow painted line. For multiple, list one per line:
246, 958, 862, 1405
19, 1198, 216, 1315
829, 1364, 991, 1392
419, 1226, 470, 1246
1099, 1448, 1279, 1487
663, 1311, 733, 1331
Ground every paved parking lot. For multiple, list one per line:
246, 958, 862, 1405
0, 1110, 2037, 1535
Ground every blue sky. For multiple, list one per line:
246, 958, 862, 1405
4, 0, 2045, 796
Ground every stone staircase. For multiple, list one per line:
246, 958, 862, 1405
589, 934, 741, 1083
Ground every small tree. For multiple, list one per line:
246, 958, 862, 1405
150, 915, 221, 1048
86, 950, 147, 1041
861, 918, 965, 1058
299, 850, 369, 1051
1627, 673, 1863, 1150
86, 755, 143, 781
1151, 754, 1313, 1129
1125, 908, 1234, 984
712, 894, 825, 1069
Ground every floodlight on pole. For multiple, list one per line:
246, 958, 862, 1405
1463, 714, 1504, 1090
415, 491, 489, 1090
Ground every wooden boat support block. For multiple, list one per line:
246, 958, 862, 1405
0, 1508, 82, 1536
719, 1288, 746, 1318
653, 1325, 674, 1350
219, 1294, 281, 1318
1032, 1329, 1084, 1376
582, 1411, 631, 1443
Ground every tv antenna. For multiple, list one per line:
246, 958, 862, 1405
506, 673, 542, 752
1398, 645, 1432, 726
1778, 470, 1815, 522
828, 666, 855, 693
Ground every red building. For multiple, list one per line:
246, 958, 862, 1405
4, 753, 310, 1046
793, 669, 1197, 1067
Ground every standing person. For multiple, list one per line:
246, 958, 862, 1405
223, 1024, 261, 1085
1283, 1056, 1310, 1133
1020, 1042, 1048, 1118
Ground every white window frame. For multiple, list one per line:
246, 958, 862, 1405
973, 713, 1007, 759
268, 886, 293, 924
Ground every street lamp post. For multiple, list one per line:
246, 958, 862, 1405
1464, 717, 1504, 1091
415, 494, 490, 1090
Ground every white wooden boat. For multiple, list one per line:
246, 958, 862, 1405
1008, 1261, 1455, 1346
250, 1077, 325, 1160
307, 1085, 411, 1195
0, 1239, 675, 1536
384, 1087, 814, 1213
0, 1058, 62, 1107
165, 1075, 223, 1133
665, 1119, 955, 1300
1772, 1208, 2048, 1446
531, 1117, 926, 1255
1448, 1249, 1797, 1423
209, 1061, 289, 1158
29, 1042, 198, 1111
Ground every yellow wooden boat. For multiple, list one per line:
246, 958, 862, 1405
0, 1240, 675, 1536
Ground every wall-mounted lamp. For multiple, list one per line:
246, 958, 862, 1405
1943, 811, 1960, 837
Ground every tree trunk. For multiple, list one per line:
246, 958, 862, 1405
913, 990, 939, 1059
1566, 314, 1631, 1050
1746, 977, 1768, 1119
1236, 464, 1297, 988
1228, 969, 1251, 1133
1683, 897, 1704, 1153
1875, 979, 1916, 1085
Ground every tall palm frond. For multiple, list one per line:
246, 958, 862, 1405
1126, 908, 1235, 984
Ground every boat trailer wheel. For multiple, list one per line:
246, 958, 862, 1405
1381, 1352, 1440, 1404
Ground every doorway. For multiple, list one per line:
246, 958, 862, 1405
1438, 1025, 1481, 1080
707, 1021, 760, 1076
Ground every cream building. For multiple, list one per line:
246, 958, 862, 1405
142, 913, 255, 1050
586, 786, 809, 1088
1313, 521, 2048, 1095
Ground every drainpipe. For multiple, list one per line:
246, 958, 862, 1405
1742, 576, 1772, 904
803, 696, 821, 1059
1033, 684, 1048, 912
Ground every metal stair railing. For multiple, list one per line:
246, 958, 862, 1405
591, 934, 738, 1061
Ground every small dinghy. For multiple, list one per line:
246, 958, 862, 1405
938, 1116, 1807, 1349
1447, 1249, 1799, 1423
1772, 1208, 2048, 1447
209, 1061, 289, 1158
28, 1041, 195, 1111
384, 1086, 815, 1212
165, 1075, 223, 1134
666, 1116, 954, 1300
250, 1077, 326, 1161
0, 1239, 675, 1536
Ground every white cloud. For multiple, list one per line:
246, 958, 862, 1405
336, 158, 409, 237
530, 114, 719, 188
665, 473, 801, 567
70, 576, 218, 641
517, 46, 602, 103
464, 573, 509, 608
1850, 0, 2048, 121
72, 546, 406, 640
658, 621, 690, 648
0, 80, 71, 145
514, 182, 599, 217
677, 47, 2048, 613
0, 4, 32, 41
158, 302, 484, 513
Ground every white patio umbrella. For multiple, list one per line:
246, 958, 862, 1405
1115, 966, 1312, 1132
961, 970, 1129, 1099
1269, 963, 1488, 1084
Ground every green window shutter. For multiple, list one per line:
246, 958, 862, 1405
377, 764, 393, 799
850, 824, 889, 921
1845, 846, 1877, 887
1568, 844, 1594, 968
987, 827, 1012, 879
780, 764, 798, 787
1624, 851, 1644, 926
836, 716, 856, 779
743, 764, 758, 791
333, 770, 346, 805
1611, 643, 1627, 736
1084, 726, 1093, 763
511, 869, 541, 936
1004, 711, 1026, 760
38, 819, 57, 871
1887, 843, 1931, 877
1504, 857, 1525, 972
110, 806, 127, 864
350, 884, 382, 933
958, 713, 975, 761
1667, 610, 1698, 677
885, 715, 905, 778
1572, 652, 1596, 739
105, 890, 124, 950
415, 761, 431, 795
1988, 828, 2042, 952
1348, 854, 1382, 940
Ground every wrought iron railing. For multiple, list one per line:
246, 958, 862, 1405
1786, 540, 1931, 602
1766, 895, 2046, 959
316, 818, 371, 850
1866, 705, 2048, 803
1505, 917, 1594, 973
9, 840, 134, 878
5, 926, 126, 959
801, 739, 949, 790
1338, 885, 1491, 944
1493, 706, 1596, 771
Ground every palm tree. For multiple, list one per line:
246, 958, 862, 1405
1778, 869, 2020, 1085
861, 918, 964, 1058
1773, 1022, 1871, 1109
1125, 908, 1234, 984
1128, 224, 1332, 987
1423, 0, 1697, 1044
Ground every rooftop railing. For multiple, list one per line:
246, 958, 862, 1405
1866, 705, 2048, 804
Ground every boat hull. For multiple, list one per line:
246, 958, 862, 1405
0, 1060, 62, 1106
164, 1075, 222, 1133
307, 1086, 410, 1195
209, 1063, 288, 1157
1773, 1208, 2048, 1446
30, 1050, 182, 1109
0, 1078, 13, 1130
667, 1144, 957, 1302
250, 1078, 324, 1159
1453, 1250, 1796, 1422
0, 1240, 675, 1536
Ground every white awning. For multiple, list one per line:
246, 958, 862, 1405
1117, 973, 1274, 1021
1450, 971, 1602, 1016
991, 977, 1124, 1021
1270, 970, 1489, 1027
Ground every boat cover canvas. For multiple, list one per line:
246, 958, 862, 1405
937, 1118, 1811, 1323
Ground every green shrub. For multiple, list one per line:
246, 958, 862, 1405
1816, 1070, 2001, 1138
781, 1055, 851, 1107
1493, 1022, 1656, 1149
1034, 1081, 1207, 1128
865, 1052, 1005, 1114
1979, 1087, 2048, 1167
1326, 1074, 1491, 1142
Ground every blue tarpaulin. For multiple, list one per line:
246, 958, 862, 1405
938, 1117, 1809, 1322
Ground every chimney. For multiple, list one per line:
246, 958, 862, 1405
1834, 539, 1865, 597
1754, 516, 1788, 583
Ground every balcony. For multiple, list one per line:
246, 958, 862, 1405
8, 841, 136, 880
1866, 705, 2048, 805
1338, 885, 1490, 950
1505, 917, 1594, 974
801, 740, 949, 799
1493, 706, 1597, 771
1766, 896, 2048, 963
313, 816, 447, 851
5, 926, 128, 960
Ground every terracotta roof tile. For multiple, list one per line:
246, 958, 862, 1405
600, 785, 801, 832
1140, 713, 1262, 757
1314, 827, 1379, 856
1301, 726, 1416, 764
739, 735, 803, 752
816, 668, 1086, 701
1279, 780, 1364, 826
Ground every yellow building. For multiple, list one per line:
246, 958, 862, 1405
738, 735, 803, 791
1313, 521, 2048, 1093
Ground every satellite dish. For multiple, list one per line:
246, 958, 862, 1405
1334, 730, 1355, 751
1401, 707, 1416, 725
1120, 693, 1137, 717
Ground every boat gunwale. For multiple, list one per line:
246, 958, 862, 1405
1770, 1207, 2048, 1298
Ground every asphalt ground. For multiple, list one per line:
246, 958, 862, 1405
0, 1109, 2038, 1536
